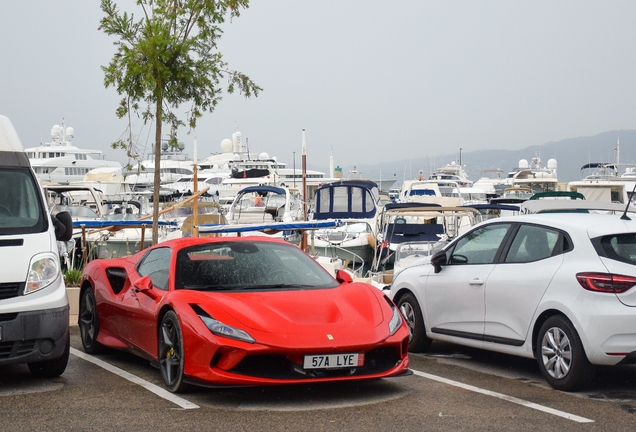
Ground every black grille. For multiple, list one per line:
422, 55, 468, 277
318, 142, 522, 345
228, 347, 401, 380
0, 282, 23, 300
0, 340, 36, 359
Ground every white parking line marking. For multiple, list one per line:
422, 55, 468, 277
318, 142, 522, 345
70, 348, 199, 410
411, 369, 593, 423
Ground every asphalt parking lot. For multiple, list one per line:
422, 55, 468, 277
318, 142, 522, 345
0, 325, 635, 431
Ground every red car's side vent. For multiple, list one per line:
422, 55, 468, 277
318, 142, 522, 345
105, 267, 128, 295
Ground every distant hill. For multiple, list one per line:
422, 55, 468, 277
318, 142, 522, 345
309, 130, 636, 188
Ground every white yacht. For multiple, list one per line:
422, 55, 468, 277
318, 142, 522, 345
25, 123, 121, 183
199, 130, 339, 206
429, 161, 473, 187
123, 139, 194, 192
567, 162, 636, 204
505, 156, 559, 194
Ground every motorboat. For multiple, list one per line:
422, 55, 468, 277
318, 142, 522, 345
123, 145, 194, 192
398, 180, 463, 206
311, 180, 383, 269
504, 156, 559, 194
362, 203, 480, 290
372, 203, 479, 271
222, 185, 304, 243
473, 169, 505, 199
225, 185, 303, 225
429, 161, 473, 187
567, 162, 636, 204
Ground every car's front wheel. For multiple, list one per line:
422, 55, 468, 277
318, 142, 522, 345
159, 311, 188, 392
79, 288, 103, 354
536, 315, 596, 391
397, 293, 432, 353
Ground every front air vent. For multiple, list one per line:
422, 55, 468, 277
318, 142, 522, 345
0, 239, 24, 247
0, 282, 23, 300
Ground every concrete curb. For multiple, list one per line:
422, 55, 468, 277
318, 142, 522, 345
67, 286, 79, 326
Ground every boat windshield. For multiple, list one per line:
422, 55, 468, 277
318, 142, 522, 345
175, 241, 339, 291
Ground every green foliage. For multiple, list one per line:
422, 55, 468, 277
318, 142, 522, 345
100, 0, 261, 134
63, 268, 83, 287
99, 0, 261, 243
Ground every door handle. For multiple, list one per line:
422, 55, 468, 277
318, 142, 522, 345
469, 278, 484, 286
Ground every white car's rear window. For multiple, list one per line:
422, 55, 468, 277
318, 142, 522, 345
596, 233, 636, 264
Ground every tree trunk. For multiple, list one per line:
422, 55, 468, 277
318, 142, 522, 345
152, 93, 163, 245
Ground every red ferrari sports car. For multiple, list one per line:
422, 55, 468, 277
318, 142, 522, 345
78, 236, 410, 392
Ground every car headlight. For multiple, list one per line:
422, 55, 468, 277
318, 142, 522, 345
388, 304, 403, 336
25, 252, 61, 295
198, 314, 256, 344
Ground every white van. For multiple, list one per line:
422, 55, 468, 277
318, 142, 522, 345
0, 115, 73, 377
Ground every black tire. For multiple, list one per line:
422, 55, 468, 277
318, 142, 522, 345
28, 333, 70, 378
536, 315, 596, 391
79, 288, 103, 354
159, 311, 188, 393
397, 293, 432, 353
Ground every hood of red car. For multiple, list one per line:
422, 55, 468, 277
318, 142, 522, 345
199, 283, 385, 334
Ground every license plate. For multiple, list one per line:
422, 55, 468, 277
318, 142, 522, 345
303, 353, 364, 370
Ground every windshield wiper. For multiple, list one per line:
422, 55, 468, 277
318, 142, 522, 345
183, 284, 237, 291
243, 284, 316, 289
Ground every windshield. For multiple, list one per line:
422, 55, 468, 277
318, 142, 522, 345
175, 241, 339, 291
0, 168, 48, 235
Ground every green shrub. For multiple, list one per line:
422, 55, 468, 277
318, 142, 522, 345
63, 268, 83, 287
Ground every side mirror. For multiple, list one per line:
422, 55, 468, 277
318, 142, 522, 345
335, 269, 353, 284
53, 211, 73, 242
431, 250, 447, 274
134, 275, 154, 292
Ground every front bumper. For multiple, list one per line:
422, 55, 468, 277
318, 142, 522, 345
182, 324, 411, 387
0, 305, 69, 366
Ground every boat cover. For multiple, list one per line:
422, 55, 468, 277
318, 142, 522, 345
198, 220, 342, 234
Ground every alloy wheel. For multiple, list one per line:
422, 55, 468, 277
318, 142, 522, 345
540, 326, 572, 379
399, 302, 416, 341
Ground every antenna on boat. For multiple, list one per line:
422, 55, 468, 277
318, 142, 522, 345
620, 181, 636, 220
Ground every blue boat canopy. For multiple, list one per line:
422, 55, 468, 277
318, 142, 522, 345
313, 181, 379, 220
237, 185, 286, 195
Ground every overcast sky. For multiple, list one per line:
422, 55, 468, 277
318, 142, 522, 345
2, 1, 636, 171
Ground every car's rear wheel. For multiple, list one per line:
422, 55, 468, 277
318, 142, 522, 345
79, 288, 103, 354
397, 293, 432, 353
28, 333, 70, 378
159, 311, 188, 393
536, 315, 595, 391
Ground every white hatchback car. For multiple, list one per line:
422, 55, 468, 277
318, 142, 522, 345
389, 212, 636, 391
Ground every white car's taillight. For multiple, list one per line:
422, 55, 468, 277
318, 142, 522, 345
576, 272, 636, 293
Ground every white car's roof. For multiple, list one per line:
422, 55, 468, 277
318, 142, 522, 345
482, 212, 636, 237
